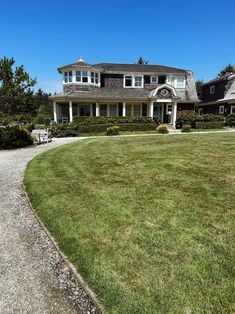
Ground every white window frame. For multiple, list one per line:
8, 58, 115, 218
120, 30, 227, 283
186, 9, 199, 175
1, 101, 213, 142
64, 70, 100, 85
219, 105, 225, 115
231, 105, 235, 114
124, 74, 143, 88
151, 76, 158, 84
166, 104, 173, 115
175, 75, 185, 88
210, 85, 215, 94
166, 75, 185, 88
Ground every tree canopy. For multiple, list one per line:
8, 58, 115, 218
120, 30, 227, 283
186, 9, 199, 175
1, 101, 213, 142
0, 57, 36, 115
195, 80, 204, 99
217, 63, 235, 78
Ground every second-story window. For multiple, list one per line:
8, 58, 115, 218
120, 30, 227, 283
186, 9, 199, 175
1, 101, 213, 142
76, 71, 81, 82
75, 71, 88, 83
151, 76, 158, 83
134, 76, 143, 87
125, 76, 132, 87
64, 71, 73, 83
210, 85, 215, 94
64, 71, 68, 83
91, 72, 99, 84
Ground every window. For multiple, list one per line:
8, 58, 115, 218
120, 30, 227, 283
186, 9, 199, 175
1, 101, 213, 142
133, 105, 141, 116
210, 85, 215, 94
231, 105, 235, 114
82, 71, 88, 82
167, 76, 185, 88
151, 76, 158, 84
100, 104, 107, 116
124, 76, 132, 87
91, 72, 99, 84
158, 76, 166, 84
167, 104, 172, 114
126, 104, 132, 116
175, 76, 185, 88
219, 105, 224, 114
76, 71, 81, 82
64, 72, 68, 83
109, 104, 118, 116
134, 76, 143, 87
68, 71, 73, 82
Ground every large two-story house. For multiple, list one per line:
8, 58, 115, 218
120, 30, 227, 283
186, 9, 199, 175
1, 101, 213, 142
50, 58, 199, 127
197, 73, 235, 115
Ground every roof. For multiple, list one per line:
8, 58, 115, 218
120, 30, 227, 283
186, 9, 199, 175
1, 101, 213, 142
202, 73, 235, 86
93, 63, 189, 74
58, 60, 189, 75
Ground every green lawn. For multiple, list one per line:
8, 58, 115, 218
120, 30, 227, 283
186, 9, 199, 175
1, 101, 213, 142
24, 133, 235, 313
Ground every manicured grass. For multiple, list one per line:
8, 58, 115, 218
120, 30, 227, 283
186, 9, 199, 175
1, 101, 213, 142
24, 133, 235, 313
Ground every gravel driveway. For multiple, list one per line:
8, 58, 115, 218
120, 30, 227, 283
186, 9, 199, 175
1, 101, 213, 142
0, 138, 101, 314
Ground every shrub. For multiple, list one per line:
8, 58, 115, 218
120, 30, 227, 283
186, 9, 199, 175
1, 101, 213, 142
195, 121, 224, 129
34, 124, 46, 130
181, 124, 191, 133
72, 116, 160, 126
106, 126, 120, 136
156, 125, 169, 134
21, 124, 34, 133
226, 113, 235, 127
50, 124, 79, 137
176, 114, 225, 129
0, 126, 34, 149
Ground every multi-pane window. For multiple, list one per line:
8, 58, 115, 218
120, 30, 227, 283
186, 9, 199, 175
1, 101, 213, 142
126, 104, 132, 116
109, 104, 118, 116
133, 105, 141, 116
100, 104, 107, 116
76, 71, 81, 82
151, 76, 158, 83
210, 85, 215, 94
68, 71, 73, 82
64, 72, 68, 83
91, 72, 99, 84
167, 76, 185, 88
81, 71, 88, 82
219, 105, 224, 114
134, 76, 143, 87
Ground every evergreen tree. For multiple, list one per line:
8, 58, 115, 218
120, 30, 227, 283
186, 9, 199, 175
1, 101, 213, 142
0, 57, 36, 115
195, 80, 204, 99
135, 57, 148, 64
217, 63, 235, 77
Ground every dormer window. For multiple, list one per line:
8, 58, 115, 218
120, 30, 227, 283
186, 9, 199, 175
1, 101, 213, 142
64, 71, 73, 83
151, 76, 158, 83
124, 75, 143, 88
81, 71, 88, 82
91, 72, 99, 84
210, 85, 215, 94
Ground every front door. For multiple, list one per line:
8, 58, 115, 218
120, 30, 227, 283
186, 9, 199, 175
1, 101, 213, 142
153, 104, 163, 122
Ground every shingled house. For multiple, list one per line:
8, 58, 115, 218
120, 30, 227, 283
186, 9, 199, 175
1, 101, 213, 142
197, 73, 235, 115
50, 58, 199, 127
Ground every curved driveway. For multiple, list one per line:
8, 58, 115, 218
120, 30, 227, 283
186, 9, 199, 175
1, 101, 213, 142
0, 138, 99, 314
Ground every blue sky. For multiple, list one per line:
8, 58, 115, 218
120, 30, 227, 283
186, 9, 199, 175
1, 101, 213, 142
1, 0, 234, 93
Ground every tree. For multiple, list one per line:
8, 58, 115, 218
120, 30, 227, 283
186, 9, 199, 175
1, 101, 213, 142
135, 57, 148, 64
195, 80, 204, 99
33, 88, 53, 117
217, 63, 235, 78
0, 57, 36, 115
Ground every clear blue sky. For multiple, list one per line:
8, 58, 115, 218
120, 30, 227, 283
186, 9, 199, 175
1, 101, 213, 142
1, 0, 234, 93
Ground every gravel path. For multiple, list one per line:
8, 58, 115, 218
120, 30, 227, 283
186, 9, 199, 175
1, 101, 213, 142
0, 138, 101, 314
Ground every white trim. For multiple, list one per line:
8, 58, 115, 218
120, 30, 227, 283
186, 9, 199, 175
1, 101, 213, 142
149, 102, 154, 118
172, 103, 177, 128
69, 101, 73, 122
63, 70, 101, 87
219, 105, 224, 114
90, 104, 93, 116
231, 105, 235, 114
151, 76, 158, 84
53, 101, 57, 123
123, 102, 126, 117
123, 74, 144, 88
150, 84, 177, 97
210, 85, 215, 94
96, 102, 100, 116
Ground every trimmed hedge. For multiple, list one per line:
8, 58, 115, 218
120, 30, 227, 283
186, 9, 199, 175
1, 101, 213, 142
72, 116, 160, 125
156, 125, 169, 134
176, 114, 225, 129
181, 124, 191, 133
50, 124, 79, 137
226, 113, 235, 127
195, 121, 224, 129
79, 122, 157, 134
0, 126, 34, 149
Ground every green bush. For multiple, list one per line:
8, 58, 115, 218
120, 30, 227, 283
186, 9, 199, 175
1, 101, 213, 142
176, 114, 225, 129
181, 124, 191, 133
156, 125, 169, 134
21, 124, 34, 133
79, 122, 157, 134
106, 126, 120, 136
72, 116, 160, 125
195, 121, 225, 129
34, 124, 46, 130
226, 113, 235, 127
0, 126, 34, 149
50, 124, 79, 137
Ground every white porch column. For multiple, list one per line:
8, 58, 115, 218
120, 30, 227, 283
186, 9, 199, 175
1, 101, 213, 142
53, 101, 58, 123
107, 104, 110, 117
172, 102, 177, 128
96, 101, 100, 116
123, 102, 126, 117
90, 104, 93, 116
69, 101, 73, 123
149, 101, 154, 118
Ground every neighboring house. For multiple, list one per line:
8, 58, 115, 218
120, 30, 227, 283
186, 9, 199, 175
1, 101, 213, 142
197, 73, 235, 115
50, 58, 199, 127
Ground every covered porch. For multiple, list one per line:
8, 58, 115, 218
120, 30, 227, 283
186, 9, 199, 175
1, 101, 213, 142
53, 100, 178, 127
